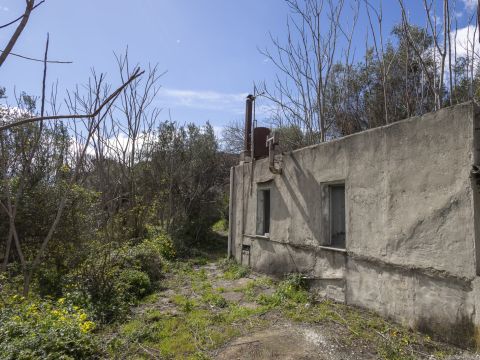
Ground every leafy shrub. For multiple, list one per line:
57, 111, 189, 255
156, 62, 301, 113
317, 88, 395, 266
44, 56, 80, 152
0, 295, 99, 359
125, 239, 165, 283
145, 225, 176, 260
36, 266, 64, 298
118, 269, 151, 300
75, 238, 163, 323
74, 242, 131, 323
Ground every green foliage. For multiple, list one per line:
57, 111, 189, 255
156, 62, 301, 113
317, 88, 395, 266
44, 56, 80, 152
74, 236, 164, 323
36, 267, 64, 298
211, 219, 227, 233
201, 289, 228, 308
257, 273, 309, 308
150, 121, 227, 248
145, 225, 176, 260
0, 295, 99, 360
219, 258, 250, 280
112, 307, 236, 359
124, 241, 165, 283
118, 269, 151, 300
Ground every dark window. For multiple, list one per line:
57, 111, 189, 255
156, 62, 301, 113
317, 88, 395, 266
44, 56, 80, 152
256, 188, 271, 236
330, 184, 346, 248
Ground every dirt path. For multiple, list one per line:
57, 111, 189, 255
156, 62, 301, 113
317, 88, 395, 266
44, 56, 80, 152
200, 263, 376, 360
108, 258, 480, 360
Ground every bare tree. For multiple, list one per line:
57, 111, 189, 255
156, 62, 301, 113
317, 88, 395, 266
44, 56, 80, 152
365, 0, 397, 124
258, 0, 352, 146
221, 119, 244, 154
88, 51, 164, 236
0, 1, 146, 295
0, 0, 44, 68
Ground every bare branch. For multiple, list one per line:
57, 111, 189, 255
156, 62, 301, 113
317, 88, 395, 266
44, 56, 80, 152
0, 0, 44, 29
0, 49, 72, 64
40, 33, 49, 117
0, 0, 35, 68
0, 68, 145, 131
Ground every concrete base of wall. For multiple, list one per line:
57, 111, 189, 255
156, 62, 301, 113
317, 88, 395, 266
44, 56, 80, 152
237, 237, 479, 348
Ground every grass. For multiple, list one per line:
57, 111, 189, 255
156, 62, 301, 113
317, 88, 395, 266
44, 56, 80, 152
218, 257, 250, 280
103, 255, 269, 359
102, 253, 457, 360
253, 275, 452, 360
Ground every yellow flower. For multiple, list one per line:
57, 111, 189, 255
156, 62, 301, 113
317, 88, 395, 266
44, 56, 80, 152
57, 298, 66, 305
80, 321, 95, 333
27, 304, 38, 314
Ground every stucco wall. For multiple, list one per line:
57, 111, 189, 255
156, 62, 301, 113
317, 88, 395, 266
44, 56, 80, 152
229, 102, 480, 346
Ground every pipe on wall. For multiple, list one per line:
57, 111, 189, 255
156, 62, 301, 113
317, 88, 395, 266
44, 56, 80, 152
267, 132, 282, 175
227, 166, 235, 258
244, 95, 254, 153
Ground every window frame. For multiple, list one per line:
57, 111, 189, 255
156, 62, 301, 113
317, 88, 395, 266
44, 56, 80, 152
256, 186, 271, 237
328, 183, 346, 249
320, 181, 347, 249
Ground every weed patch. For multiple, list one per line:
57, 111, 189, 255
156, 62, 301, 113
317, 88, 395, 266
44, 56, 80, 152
219, 258, 250, 280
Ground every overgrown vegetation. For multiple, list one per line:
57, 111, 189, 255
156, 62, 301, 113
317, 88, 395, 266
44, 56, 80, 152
1, 0, 479, 358
97, 253, 457, 360
0, 295, 99, 360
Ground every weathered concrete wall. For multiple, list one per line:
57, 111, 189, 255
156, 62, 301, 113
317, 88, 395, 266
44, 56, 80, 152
229, 102, 480, 346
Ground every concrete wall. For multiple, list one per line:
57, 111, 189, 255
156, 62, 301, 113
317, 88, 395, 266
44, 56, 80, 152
229, 102, 480, 346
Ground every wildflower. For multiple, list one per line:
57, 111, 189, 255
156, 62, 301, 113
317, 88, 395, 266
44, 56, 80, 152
80, 321, 95, 333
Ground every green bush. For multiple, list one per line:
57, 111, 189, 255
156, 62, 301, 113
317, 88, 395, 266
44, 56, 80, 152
118, 269, 151, 300
75, 243, 131, 323
145, 225, 176, 260
0, 295, 99, 359
36, 266, 64, 298
75, 238, 164, 323
126, 239, 165, 283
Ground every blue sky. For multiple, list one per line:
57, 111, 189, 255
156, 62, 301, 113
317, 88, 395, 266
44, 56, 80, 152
0, 0, 477, 132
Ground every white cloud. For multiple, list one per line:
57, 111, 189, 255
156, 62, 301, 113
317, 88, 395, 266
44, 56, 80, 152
212, 125, 223, 139
462, 0, 477, 11
426, 25, 480, 70
157, 88, 275, 121
452, 24, 479, 61
0, 105, 32, 124
70, 132, 152, 162
159, 88, 249, 113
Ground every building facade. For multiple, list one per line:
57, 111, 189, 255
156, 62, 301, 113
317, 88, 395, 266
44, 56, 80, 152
228, 102, 480, 346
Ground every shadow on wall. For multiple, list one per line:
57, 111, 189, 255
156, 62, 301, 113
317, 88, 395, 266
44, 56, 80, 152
279, 152, 322, 244
416, 314, 475, 349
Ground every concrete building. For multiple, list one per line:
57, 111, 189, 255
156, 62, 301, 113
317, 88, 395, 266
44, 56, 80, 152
228, 102, 480, 347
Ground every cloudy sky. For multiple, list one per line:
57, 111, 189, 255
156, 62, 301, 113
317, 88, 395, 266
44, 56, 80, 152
0, 0, 478, 132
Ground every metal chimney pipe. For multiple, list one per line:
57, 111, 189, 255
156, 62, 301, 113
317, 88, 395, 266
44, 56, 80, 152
244, 94, 254, 153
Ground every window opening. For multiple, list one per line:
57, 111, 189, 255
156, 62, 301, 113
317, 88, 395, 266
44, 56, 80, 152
256, 188, 271, 236
330, 184, 346, 248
